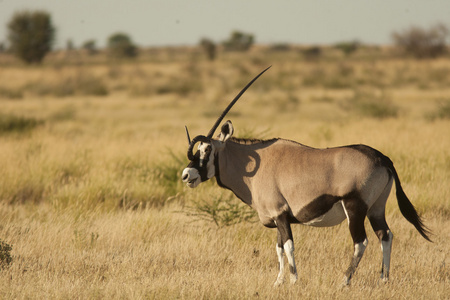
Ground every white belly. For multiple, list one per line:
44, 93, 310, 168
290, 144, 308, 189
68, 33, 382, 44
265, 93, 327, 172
303, 201, 346, 227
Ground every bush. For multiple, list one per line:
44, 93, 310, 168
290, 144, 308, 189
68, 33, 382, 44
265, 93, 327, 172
392, 23, 449, 58
268, 43, 291, 52
0, 240, 13, 269
301, 46, 322, 60
107, 33, 138, 59
7, 10, 55, 64
0, 87, 23, 99
185, 193, 257, 227
427, 99, 450, 120
0, 114, 43, 134
26, 73, 108, 97
335, 40, 360, 56
200, 38, 217, 61
223, 30, 254, 52
345, 90, 398, 119
82, 39, 97, 55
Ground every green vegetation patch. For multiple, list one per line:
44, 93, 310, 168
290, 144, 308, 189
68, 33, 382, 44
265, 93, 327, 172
344, 90, 399, 119
0, 113, 44, 134
0, 240, 13, 269
185, 193, 257, 228
427, 99, 450, 120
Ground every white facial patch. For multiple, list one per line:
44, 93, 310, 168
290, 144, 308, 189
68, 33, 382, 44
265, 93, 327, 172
198, 142, 216, 179
182, 168, 201, 188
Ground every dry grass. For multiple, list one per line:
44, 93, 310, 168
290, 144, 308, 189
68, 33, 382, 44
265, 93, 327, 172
0, 48, 449, 299
0, 204, 448, 299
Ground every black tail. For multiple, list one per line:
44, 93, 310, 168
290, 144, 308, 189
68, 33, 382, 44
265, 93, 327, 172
387, 160, 432, 242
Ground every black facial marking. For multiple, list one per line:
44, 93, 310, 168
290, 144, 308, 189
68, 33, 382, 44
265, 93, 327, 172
186, 150, 209, 181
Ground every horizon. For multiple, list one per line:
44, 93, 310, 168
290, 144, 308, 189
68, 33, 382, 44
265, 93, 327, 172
1, 0, 449, 50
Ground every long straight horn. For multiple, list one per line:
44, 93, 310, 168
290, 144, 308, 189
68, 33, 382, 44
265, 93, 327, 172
206, 66, 271, 138
185, 126, 191, 145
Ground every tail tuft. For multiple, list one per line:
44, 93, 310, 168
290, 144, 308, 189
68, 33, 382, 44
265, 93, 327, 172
388, 159, 432, 242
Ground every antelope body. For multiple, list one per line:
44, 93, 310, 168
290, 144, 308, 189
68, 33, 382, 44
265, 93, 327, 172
182, 67, 431, 286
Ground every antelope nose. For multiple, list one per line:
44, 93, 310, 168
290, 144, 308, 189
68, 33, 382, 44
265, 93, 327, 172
182, 173, 189, 182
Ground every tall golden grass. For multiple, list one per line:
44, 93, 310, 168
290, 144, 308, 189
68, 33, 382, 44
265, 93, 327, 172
0, 48, 449, 299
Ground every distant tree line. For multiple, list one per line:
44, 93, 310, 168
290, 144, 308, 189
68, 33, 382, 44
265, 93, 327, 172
4, 10, 140, 64
2, 9, 449, 64
199, 30, 255, 61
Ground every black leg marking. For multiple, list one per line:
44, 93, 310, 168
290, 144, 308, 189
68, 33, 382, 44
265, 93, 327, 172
343, 197, 368, 284
343, 197, 368, 244
276, 212, 293, 247
274, 212, 298, 284
369, 216, 390, 242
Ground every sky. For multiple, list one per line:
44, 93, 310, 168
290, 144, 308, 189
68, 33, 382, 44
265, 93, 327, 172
0, 0, 449, 49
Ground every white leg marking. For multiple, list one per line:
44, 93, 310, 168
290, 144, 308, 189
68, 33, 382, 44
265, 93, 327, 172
284, 240, 298, 284
274, 244, 285, 286
341, 201, 350, 225
343, 238, 368, 286
381, 231, 393, 281
354, 238, 368, 257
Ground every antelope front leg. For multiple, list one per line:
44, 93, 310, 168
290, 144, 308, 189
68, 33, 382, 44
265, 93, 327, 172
284, 239, 298, 284
274, 214, 298, 286
274, 242, 285, 286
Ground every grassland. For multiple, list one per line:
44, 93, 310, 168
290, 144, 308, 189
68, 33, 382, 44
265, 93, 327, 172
0, 47, 449, 299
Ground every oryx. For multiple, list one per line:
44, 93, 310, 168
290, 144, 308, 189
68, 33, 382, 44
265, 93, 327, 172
181, 67, 431, 286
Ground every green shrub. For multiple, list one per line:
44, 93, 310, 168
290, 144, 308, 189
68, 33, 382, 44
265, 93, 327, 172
82, 39, 97, 55
75, 76, 108, 96
49, 105, 77, 122
223, 30, 254, 52
155, 76, 203, 96
0, 87, 23, 99
301, 46, 322, 60
334, 40, 360, 56
152, 150, 186, 201
356, 100, 398, 119
114, 150, 187, 209
345, 90, 398, 119
200, 38, 217, 61
26, 74, 108, 97
426, 100, 450, 120
0, 240, 13, 269
185, 193, 257, 227
0, 114, 43, 134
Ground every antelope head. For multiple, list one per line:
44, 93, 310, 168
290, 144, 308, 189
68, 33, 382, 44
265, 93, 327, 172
181, 66, 271, 188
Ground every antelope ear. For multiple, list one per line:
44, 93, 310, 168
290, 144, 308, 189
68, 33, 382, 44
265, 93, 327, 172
218, 120, 234, 142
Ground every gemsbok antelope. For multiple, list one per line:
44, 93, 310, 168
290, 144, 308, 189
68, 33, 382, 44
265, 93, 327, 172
181, 66, 431, 286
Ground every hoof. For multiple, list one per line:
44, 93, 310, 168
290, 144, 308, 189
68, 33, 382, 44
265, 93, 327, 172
290, 274, 298, 284
273, 278, 284, 287
341, 276, 351, 287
